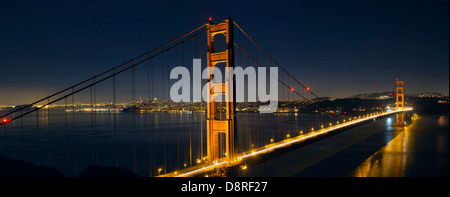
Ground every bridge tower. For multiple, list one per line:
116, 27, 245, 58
396, 80, 405, 126
206, 18, 236, 165
396, 80, 404, 111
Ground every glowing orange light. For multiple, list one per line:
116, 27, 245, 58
2, 118, 8, 123
290, 88, 294, 92
306, 87, 310, 91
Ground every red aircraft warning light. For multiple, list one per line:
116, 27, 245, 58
2, 118, 8, 123
306, 87, 310, 91
209, 17, 212, 21
290, 88, 295, 92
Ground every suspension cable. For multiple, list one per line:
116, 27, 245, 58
0, 22, 214, 126
233, 21, 320, 98
0, 22, 209, 120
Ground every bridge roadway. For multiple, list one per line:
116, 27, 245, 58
158, 109, 412, 177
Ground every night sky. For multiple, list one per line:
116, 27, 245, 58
0, 0, 448, 105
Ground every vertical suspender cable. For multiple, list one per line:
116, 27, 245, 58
20, 109, 24, 161
71, 88, 77, 176
47, 98, 52, 167
65, 98, 70, 175
113, 72, 118, 168
132, 66, 137, 173
36, 108, 40, 165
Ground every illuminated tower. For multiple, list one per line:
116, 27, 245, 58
396, 80, 404, 111
396, 80, 405, 127
206, 17, 236, 165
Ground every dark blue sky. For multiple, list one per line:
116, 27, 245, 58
0, 0, 448, 105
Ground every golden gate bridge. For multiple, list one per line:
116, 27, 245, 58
0, 17, 411, 177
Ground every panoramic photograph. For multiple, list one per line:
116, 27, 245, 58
0, 0, 448, 193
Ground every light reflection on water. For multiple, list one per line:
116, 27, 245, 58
438, 115, 448, 127
351, 130, 408, 177
352, 113, 449, 177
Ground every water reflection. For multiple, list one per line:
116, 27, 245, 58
352, 129, 408, 177
352, 113, 449, 177
438, 116, 448, 127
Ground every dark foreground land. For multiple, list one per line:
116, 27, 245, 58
0, 157, 139, 177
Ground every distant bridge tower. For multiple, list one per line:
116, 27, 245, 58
206, 17, 236, 165
396, 80, 404, 111
396, 80, 405, 127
